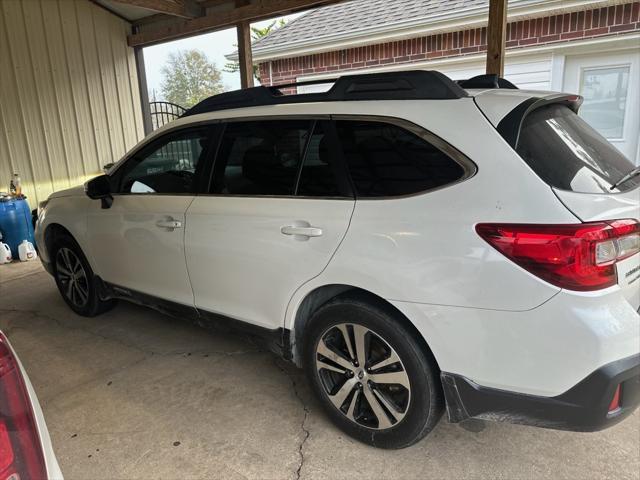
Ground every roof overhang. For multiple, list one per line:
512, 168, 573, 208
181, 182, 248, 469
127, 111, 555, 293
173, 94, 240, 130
234, 0, 624, 63
95, 0, 353, 47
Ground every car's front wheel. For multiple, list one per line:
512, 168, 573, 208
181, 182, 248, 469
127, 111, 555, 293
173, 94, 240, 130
304, 295, 444, 449
52, 234, 116, 317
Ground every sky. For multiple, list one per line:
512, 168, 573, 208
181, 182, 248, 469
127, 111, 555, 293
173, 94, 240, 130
143, 15, 302, 100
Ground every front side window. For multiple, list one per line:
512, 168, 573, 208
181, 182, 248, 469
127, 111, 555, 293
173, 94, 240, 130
334, 120, 466, 197
211, 120, 313, 196
119, 128, 210, 194
516, 104, 639, 193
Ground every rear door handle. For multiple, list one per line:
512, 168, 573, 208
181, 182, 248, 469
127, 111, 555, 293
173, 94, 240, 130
156, 218, 183, 230
281, 223, 323, 240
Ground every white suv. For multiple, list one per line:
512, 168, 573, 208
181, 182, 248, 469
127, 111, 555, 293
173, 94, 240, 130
35, 71, 640, 449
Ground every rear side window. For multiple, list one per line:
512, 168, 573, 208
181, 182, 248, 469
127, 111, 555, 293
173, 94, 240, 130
211, 120, 312, 195
516, 104, 639, 193
297, 121, 343, 197
335, 120, 466, 197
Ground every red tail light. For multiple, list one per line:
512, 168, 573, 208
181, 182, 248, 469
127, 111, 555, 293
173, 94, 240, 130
0, 333, 47, 480
608, 384, 621, 413
476, 219, 640, 291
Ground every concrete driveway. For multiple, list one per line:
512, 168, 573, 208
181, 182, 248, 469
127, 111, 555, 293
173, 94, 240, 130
1, 261, 638, 480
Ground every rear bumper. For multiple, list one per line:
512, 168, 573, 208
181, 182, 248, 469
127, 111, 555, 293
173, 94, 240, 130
442, 353, 640, 431
392, 287, 640, 397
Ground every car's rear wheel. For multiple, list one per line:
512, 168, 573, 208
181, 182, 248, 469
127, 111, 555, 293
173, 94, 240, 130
52, 234, 116, 317
304, 295, 444, 449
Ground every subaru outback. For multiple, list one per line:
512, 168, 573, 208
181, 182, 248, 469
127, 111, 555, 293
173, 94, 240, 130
35, 71, 640, 449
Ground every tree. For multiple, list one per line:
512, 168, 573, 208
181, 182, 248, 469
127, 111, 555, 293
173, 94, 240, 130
224, 19, 287, 82
160, 49, 226, 107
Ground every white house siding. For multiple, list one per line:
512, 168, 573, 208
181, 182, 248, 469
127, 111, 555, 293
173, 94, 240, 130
297, 54, 553, 92
435, 55, 553, 90
0, 0, 144, 205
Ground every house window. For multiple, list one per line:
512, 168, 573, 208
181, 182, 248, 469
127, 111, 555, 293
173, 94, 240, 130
579, 66, 630, 140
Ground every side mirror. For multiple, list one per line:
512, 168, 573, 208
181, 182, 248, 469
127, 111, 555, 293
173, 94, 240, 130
85, 175, 113, 209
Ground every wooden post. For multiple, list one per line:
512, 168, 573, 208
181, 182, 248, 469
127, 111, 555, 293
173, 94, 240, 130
237, 21, 254, 89
486, 0, 507, 76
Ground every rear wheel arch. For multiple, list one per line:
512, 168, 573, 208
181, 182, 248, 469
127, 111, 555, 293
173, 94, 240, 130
291, 284, 441, 374
299, 285, 446, 448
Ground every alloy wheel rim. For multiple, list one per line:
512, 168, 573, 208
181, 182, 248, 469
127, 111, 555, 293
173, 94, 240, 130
315, 323, 411, 430
55, 248, 89, 308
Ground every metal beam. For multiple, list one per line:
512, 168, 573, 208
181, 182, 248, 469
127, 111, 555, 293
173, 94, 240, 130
113, 0, 203, 19
134, 46, 153, 135
236, 20, 254, 88
485, 0, 507, 76
128, 0, 349, 47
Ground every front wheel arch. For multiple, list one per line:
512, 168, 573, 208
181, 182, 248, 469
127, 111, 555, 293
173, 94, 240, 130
44, 223, 76, 261
47, 226, 116, 317
44, 223, 99, 275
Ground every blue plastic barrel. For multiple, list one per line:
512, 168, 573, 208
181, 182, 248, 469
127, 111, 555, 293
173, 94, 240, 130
0, 196, 36, 258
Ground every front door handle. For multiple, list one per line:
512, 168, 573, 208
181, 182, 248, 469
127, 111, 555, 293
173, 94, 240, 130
156, 218, 182, 230
281, 222, 323, 241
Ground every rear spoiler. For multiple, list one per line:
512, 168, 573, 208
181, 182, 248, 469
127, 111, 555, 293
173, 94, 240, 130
496, 94, 584, 149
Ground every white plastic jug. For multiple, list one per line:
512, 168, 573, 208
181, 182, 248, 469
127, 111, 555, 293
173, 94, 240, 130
18, 240, 37, 262
0, 243, 11, 264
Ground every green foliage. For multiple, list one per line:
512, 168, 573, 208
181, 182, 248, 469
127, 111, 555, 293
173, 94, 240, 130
160, 49, 226, 107
224, 19, 287, 81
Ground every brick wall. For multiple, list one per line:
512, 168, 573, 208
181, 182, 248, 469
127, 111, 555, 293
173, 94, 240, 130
259, 2, 640, 86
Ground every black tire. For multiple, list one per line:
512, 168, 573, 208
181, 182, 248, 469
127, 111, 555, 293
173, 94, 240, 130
51, 233, 117, 317
304, 294, 444, 449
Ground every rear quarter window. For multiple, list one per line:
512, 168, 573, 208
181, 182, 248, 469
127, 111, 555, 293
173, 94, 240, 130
335, 120, 469, 197
516, 104, 640, 193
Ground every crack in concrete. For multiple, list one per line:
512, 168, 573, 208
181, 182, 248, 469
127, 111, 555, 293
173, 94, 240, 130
274, 358, 310, 480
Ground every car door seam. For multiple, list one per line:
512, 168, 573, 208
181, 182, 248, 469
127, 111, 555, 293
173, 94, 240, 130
183, 196, 198, 309
283, 199, 357, 331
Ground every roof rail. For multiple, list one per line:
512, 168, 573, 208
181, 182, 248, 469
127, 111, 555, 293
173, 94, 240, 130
182, 70, 468, 117
457, 74, 518, 90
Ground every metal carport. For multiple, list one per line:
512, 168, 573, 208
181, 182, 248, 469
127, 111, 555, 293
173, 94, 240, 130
0, 0, 509, 204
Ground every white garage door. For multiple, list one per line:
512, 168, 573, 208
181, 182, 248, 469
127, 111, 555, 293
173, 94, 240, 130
563, 51, 640, 164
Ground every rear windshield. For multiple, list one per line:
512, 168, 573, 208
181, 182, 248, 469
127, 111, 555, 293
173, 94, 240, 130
516, 104, 640, 193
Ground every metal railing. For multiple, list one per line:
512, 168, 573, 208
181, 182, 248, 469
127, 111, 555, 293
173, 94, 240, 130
149, 101, 186, 130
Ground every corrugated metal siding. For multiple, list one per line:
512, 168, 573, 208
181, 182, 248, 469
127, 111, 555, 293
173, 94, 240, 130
0, 0, 144, 205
